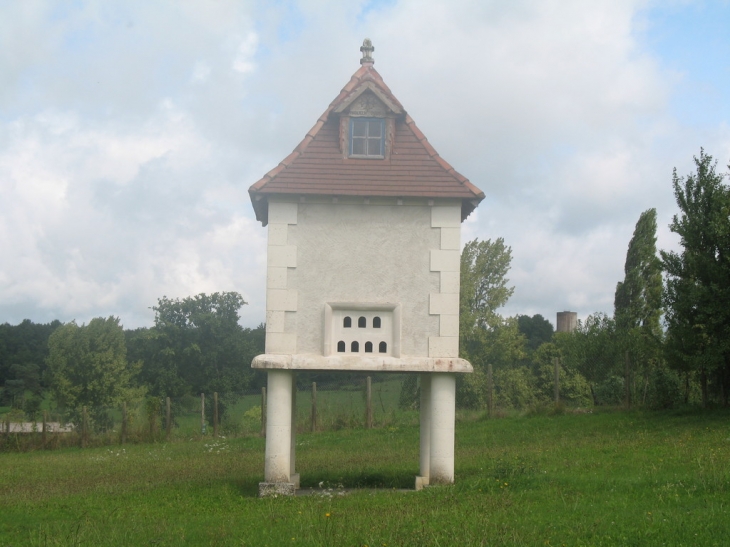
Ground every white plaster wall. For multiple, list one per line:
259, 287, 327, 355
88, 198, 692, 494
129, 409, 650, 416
293, 201, 438, 357
264, 197, 462, 360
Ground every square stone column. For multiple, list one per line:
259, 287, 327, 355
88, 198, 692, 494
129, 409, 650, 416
416, 373, 431, 490
429, 372, 455, 484
290, 376, 300, 489
260, 369, 296, 496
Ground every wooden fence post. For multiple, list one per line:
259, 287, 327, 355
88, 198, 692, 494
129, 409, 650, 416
121, 402, 127, 445
213, 392, 219, 438
81, 406, 88, 448
311, 382, 317, 432
487, 363, 494, 418
42, 411, 47, 449
261, 387, 267, 437
149, 400, 157, 440
624, 351, 632, 409
166, 397, 172, 440
200, 393, 206, 435
366, 376, 373, 429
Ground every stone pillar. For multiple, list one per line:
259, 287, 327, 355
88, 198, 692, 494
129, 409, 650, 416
429, 372, 455, 484
416, 373, 431, 490
290, 375, 300, 489
260, 369, 295, 496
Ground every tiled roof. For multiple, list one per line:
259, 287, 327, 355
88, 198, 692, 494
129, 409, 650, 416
249, 63, 484, 225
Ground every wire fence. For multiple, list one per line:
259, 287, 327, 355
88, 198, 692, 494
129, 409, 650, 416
0, 374, 412, 452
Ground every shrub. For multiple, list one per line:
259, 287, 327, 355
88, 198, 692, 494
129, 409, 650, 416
494, 367, 536, 410
646, 367, 682, 409
592, 375, 624, 406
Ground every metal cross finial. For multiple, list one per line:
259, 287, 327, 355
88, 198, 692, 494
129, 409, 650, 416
360, 38, 374, 65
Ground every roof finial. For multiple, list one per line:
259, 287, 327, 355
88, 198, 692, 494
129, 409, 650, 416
360, 38, 374, 66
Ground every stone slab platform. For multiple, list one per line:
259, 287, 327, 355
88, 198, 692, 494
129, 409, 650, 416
251, 354, 472, 373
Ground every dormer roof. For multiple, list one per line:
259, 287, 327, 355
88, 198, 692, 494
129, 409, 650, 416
249, 42, 485, 225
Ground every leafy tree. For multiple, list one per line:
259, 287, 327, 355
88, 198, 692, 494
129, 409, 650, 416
143, 292, 260, 397
661, 150, 730, 406
614, 209, 663, 334
0, 319, 61, 390
614, 208, 663, 407
460, 238, 514, 333
458, 317, 527, 409
493, 366, 536, 410
531, 343, 592, 407
46, 317, 144, 428
127, 327, 190, 399
3, 363, 42, 413
457, 238, 526, 408
555, 313, 622, 405
517, 314, 554, 353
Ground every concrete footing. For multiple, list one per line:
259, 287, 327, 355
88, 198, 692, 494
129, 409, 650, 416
259, 482, 296, 497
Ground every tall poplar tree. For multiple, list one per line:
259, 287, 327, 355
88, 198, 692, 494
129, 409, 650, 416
614, 208, 663, 406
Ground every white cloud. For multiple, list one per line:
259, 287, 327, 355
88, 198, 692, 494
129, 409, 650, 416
232, 33, 259, 74
0, 0, 727, 331
192, 61, 212, 83
0, 96, 266, 327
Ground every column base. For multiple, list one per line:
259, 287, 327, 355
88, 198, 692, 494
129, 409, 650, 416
426, 473, 453, 486
258, 482, 296, 497
415, 475, 429, 491
290, 473, 300, 489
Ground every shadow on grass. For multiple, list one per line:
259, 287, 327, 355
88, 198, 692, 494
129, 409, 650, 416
236, 477, 264, 497
302, 469, 414, 490
235, 470, 415, 498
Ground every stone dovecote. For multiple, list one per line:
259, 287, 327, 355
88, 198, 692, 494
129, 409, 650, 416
249, 40, 484, 496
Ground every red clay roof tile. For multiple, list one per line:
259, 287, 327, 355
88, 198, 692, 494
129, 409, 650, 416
249, 63, 483, 224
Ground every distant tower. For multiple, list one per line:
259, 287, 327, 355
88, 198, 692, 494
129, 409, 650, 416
556, 311, 577, 333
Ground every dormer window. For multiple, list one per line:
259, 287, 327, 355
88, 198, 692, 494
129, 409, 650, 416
350, 118, 384, 158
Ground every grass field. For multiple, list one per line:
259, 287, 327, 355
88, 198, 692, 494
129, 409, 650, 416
1, 408, 729, 546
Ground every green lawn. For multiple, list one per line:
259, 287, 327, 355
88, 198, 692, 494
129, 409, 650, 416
1, 408, 729, 546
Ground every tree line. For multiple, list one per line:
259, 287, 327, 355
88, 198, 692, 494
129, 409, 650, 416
0, 294, 266, 427
441, 149, 730, 411
2, 149, 729, 424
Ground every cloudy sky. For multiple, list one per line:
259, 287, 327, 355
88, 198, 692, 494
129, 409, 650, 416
2, 0, 729, 330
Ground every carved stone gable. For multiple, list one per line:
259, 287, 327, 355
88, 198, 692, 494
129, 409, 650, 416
347, 91, 388, 117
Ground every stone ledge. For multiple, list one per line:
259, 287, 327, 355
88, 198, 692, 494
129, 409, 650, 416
251, 354, 472, 373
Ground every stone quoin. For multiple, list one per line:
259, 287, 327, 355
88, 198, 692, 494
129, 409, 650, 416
249, 39, 484, 496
